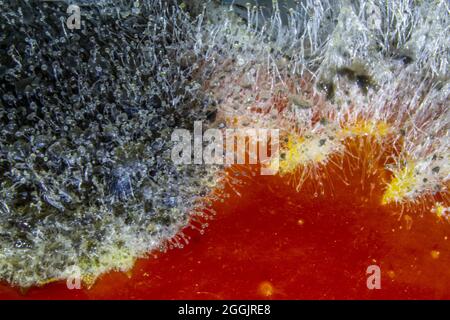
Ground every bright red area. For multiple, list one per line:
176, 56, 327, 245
1, 145, 449, 299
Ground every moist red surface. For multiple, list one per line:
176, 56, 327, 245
1, 146, 449, 299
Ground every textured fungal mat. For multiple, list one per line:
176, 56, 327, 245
0, 0, 449, 289
0, 0, 224, 287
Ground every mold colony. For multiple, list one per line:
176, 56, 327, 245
0, 0, 448, 296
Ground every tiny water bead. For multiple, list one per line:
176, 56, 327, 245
430, 250, 440, 260
258, 281, 274, 298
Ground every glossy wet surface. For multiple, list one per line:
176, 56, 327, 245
1, 141, 449, 299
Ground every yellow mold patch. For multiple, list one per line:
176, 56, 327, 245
276, 120, 392, 176
97, 247, 136, 272
38, 277, 59, 286
340, 120, 392, 138
382, 164, 418, 205
278, 133, 339, 175
76, 246, 137, 288
432, 203, 449, 220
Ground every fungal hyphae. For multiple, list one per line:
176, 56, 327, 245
0, 0, 448, 288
